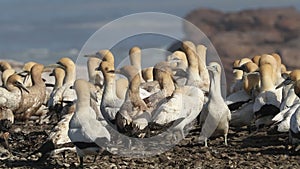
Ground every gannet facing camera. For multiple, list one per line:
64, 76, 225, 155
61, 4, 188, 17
199, 62, 231, 147
68, 79, 110, 167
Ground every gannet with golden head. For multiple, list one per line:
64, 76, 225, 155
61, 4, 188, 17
87, 57, 103, 88
226, 62, 259, 111
1, 69, 15, 88
86, 49, 129, 99
184, 47, 203, 88
21, 61, 37, 87
129, 46, 145, 82
115, 65, 150, 138
144, 61, 176, 109
98, 61, 124, 123
15, 63, 46, 121
0, 61, 14, 87
0, 74, 29, 124
196, 44, 210, 93
230, 58, 253, 94
252, 55, 261, 66
142, 67, 154, 82
151, 77, 204, 141
253, 62, 282, 129
47, 57, 76, 111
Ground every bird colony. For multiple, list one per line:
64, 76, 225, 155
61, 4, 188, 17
0, 41, 299, 167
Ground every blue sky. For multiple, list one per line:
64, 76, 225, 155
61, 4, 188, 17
0, 0, 299, 63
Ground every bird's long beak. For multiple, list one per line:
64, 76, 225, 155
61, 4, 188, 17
95, 66, 101, 71
17, 71, 30, 85
206, 65, 215, 72
17, 71, 29, 78
276, 78, 293, 89
15, 81, 30, 93
84, 53, 102, 59
45, 83, 55, 87
42, 67, 54, 73
173, 68, 188, 77
108, 69, 120, 74
49, 72, 54, 76
168, 58, 181, 64
232, 66, 244, 71
45, 63, 65, 70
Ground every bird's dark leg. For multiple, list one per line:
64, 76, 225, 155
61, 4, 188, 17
93, 155, 97, 162
79, 156, 83, 168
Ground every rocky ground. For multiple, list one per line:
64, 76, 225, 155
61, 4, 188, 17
1, 119, 300, 169
184, 7, 300, 85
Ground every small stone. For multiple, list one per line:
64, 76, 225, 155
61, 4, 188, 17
13, 128, 22, 133
64, 163, 70, 168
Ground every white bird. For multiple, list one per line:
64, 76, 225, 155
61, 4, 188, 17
151, 84, 204, 140
0, 74, 29, 149
253, 56, 282, 129
21, 61, 37, 87
230, 101, 255, 129
228, 63, 260, 129
33, 59, 105, 160
98, 61, 124, 123
196, 44, 210, 93
184, 47, 203, 89
227, 62, 260, 111
14, 63, 47, 121
142, 67, 154, 82
68, 79, 110, 167
85, 49, 128, 100
280, 83, 300, 111
1, 69, 15, 88
129, 46, 145, 82
230, 58, 253, 94
87, 57, 103, 88
115, 65, 150, 138
277, 70, 300, 101
0, 61, 13, 87
272, 103, 300, 133
47, 57, 76, 112
289, 106, 300, 151
199, 62, 231, 147
0, 74, 29, 124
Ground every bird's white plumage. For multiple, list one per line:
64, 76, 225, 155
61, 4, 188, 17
272, 103, 300, 132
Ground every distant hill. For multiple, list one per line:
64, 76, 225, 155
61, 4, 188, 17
184, 7, 300, 86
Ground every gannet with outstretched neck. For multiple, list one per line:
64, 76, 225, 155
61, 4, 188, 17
68, 79, 110, 168
47, 57, 76, 111
129, 46, 144, 82
199, 62, 231, 147
196, 44, 210, 93
99, 61, 124, 123
253, 60, 282, 129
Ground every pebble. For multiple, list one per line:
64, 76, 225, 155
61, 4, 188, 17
13, 128, 22, 133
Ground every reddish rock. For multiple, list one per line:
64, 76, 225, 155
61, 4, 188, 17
184, 7, 300, 89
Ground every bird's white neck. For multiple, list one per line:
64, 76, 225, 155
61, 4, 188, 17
209, 71, 222, 100
64, 67, 76, 85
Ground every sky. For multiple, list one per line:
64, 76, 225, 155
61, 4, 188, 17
0, 0, 299, 63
